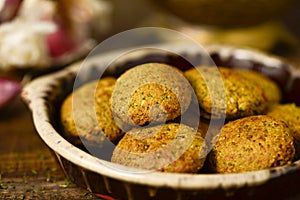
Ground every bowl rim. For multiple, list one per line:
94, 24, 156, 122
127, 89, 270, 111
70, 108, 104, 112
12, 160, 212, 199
21, 42, 300, 190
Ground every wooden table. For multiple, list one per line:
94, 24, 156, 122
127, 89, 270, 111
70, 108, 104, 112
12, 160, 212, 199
0, 96, 104, 199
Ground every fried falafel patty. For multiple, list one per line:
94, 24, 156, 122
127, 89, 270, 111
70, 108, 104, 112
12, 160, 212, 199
184, 66, 268, 120
207, 115, 295, 173
111, 123, 208, 173
267, 103, 300, 158
60, 77, 123, 146
236, 69, 281, 103
111, 63, 193, 129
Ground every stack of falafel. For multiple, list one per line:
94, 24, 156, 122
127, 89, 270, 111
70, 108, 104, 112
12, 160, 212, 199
60, 62, 300, 174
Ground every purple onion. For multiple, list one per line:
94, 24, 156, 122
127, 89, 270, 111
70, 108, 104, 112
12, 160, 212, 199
0, 0, 23, 23
0, 77, 21, 109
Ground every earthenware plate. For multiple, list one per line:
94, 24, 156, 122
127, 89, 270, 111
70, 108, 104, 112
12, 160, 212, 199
22, 42, 300, 200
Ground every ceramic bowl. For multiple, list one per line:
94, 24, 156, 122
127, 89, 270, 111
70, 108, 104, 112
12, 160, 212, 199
22, 43, 300, 200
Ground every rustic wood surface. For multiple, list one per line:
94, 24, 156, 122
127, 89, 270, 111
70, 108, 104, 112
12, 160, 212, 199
0, 97, 104, 200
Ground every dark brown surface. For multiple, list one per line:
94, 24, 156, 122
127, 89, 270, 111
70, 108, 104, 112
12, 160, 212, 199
0, 97, 103, 199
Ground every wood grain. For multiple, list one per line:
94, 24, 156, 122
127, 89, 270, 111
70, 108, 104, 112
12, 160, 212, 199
0, 98, 101, 200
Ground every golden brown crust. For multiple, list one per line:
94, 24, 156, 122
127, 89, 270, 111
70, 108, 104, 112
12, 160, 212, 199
128, 83, 181, 126
111, 123, 207, 173
236, 69, 281, 103
184, 66, 268, 120
111, 63, 193, 129
267, 103, 300, 158
207, 115, 295, 173
60, 77, 123, 146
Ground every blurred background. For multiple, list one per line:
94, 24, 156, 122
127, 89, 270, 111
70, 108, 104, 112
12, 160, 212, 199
0, 0, 299, 74
109, 0, 300, 55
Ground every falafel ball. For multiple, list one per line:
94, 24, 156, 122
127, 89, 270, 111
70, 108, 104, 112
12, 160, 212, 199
184, 66, 268, 120
111, 123, 208, 173
111, 63, 193, 129
207, 115, 295, 173
60, 77, 123, 146
267, 103, 300, 158
236, 69, 281, 103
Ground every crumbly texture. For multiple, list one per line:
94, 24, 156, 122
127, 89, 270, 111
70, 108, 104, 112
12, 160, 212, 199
128, 83, 181, 126
236, 69, 281, 103
111, 63, 193, 129
184, 66, 268, 120
172, 101, 221, 141
60, 77, 123, 146
207, 115, 295, 173
111, 123, 208, 173
267, 103, 300, 158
